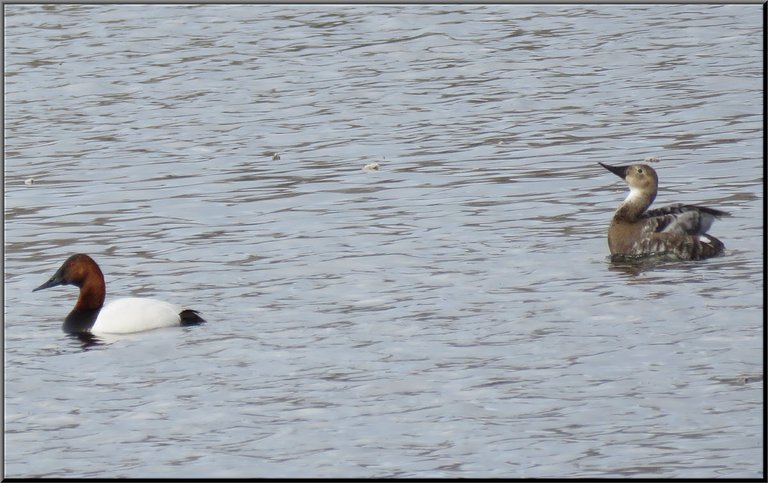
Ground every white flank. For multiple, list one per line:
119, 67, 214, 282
91, 297, 182, 334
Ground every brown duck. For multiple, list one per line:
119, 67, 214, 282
599, 162, 729, 261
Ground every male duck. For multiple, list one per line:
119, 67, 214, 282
34, 253, 205, 334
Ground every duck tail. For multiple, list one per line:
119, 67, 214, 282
180, 309, 206, 326
696, 234, 725, 260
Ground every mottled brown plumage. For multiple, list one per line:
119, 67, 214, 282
599, 163, 729, 261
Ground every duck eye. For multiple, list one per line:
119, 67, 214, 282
637, 168, 643, 174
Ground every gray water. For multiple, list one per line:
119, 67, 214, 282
3, 4, 763, 479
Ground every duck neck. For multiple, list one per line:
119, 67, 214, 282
615, 188, 655, 222
62, 258, 107, 334
73, 270, 106, 312
67, 271, 106, 333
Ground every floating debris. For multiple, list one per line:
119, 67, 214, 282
272, 153, 281, 160
363, 162, 380, 171
644, 156, 660, 163
24, 178, 36, 185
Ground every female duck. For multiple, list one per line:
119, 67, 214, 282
34, 254, 205, 335
599, 162, 729, 260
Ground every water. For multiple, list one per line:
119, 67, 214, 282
3, 4, 763, 478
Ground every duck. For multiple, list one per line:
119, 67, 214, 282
34, 253, 205, 335
599, 162, 729, 261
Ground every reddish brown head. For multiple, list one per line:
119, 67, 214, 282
34, 254, 106, 311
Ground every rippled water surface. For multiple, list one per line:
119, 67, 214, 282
4, 4, 763, 478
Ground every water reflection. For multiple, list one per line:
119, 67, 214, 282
66, 329, 183, 350
606, 254, 712, 277
69, 332, 105, 350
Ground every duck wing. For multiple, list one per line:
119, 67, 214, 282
643, 203, 729, 236
624, 232, 727, 261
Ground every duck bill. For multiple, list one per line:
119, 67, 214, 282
598, 162, 629, 180
33, 273, 64, 292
